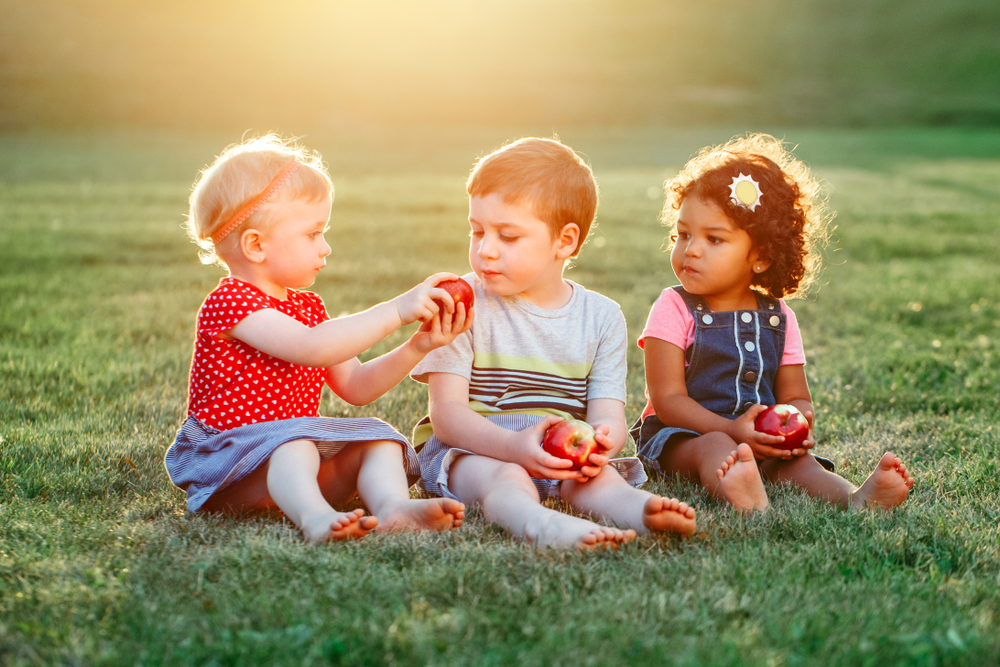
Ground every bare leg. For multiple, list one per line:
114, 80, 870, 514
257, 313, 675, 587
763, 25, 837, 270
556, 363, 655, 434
265, 440, 377, 541
199, 440, 374, 542
448, 455, 634, 549
760, 451, 913, 510
350, 441, 465, 532
759, 452, 856, 507
660, 434, 769, 511
560, 466, 695, 536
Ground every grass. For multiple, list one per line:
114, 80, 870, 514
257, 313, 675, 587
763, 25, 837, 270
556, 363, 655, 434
1, 126, 999, 666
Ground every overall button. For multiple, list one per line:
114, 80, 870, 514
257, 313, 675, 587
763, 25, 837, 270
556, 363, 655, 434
744, 341, 756, 352
702, 314, 713, 324
769, 315, 780, 326
741, 312, 752, 323
744, 371, 756, 381
742, 401, 754, 411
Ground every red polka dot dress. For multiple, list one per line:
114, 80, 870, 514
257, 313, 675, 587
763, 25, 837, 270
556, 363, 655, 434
164, 278, 419, 513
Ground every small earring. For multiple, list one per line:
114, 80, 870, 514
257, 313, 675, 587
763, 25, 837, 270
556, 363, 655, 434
754, 265, 761, 272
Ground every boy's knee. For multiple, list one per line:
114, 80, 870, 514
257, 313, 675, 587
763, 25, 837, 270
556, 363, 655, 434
491, 461, 535, 488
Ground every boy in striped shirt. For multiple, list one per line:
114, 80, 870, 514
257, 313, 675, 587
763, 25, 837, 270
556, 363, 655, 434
410, 138, 696, 549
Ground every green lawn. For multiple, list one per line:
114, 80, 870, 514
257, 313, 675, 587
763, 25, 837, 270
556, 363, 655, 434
1, 127, 999, 666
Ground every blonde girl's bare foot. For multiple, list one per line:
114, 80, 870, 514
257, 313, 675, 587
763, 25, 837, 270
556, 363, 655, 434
851, 452, 914, 510
524, 512, 635, 550
641, 496, 696, 536
714, 443, 770, 511
302, 508, 377, 543
375, 498, 466, 532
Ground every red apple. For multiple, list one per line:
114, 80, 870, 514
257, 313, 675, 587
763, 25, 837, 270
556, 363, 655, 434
435, 277, 475, 315
541, 419, 599, 470
754, 404, 809, 450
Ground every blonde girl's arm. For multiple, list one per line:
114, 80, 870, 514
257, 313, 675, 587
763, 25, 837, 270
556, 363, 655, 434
227, 273, 460, 370
325, 302, 473, 406
644, 337, 790, 457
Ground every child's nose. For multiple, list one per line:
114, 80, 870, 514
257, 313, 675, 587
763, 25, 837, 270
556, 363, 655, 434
477, 236, 499, 259
320, 239, 332, 257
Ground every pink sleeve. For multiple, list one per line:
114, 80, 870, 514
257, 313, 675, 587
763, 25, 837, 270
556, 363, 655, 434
780, 301, 806, 366
638, 288, 694, 351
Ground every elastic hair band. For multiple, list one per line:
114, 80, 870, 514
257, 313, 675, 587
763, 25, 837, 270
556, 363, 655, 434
209, 160, 301, 245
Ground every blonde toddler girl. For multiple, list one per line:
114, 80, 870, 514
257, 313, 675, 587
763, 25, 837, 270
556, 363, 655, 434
165, 135, 470, 541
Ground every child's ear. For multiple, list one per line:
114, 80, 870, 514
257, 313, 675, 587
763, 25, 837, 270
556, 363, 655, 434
239, 229, 266, 263
749, 247, 771, 274
555, 223, 580, 259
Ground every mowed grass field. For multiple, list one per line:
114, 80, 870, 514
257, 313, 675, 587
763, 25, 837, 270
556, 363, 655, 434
1, 127, 999, 666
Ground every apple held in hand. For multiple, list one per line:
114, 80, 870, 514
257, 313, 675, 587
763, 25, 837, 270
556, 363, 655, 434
435, 277, 475, 315
754, 404, 809, 450
542, 419, 599, 470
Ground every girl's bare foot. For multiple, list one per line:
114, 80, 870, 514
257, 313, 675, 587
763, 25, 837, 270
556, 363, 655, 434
851, 452, 914, 510
715, 443, 770, 511
641, 495, 696, 536
375, 498, 466, 532
302, 508, 378, 542
524, 511, 636, 550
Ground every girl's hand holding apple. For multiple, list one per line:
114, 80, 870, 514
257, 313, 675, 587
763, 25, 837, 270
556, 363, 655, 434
394, 273, 464, 326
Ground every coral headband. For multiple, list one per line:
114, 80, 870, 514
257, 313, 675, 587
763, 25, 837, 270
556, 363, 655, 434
210, 160, 301, 245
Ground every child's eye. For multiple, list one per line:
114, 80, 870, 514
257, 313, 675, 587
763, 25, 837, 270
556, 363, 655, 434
707, 236, 722, 245
500, 235, 518, 243
469, 229, 484, 238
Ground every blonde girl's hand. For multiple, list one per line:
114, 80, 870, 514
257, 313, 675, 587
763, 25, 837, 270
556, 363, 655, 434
409, 298, 473, 354
732, 404, 796, 461
575, 424, 612, 482
510, 415, 589, 482
393, 273, 461, 326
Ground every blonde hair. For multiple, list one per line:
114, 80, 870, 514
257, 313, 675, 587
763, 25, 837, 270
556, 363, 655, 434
186, 134, 333, 266
467, 137, 598, 257
662, 133, 832, 299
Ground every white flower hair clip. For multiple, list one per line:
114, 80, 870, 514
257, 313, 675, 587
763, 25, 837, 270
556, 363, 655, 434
729, 173, 763, 211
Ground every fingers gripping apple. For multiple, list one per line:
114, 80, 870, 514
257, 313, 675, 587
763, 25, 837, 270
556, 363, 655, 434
754, 404, 809, 450
542, 419, 599, 469
435, 278, 475, 314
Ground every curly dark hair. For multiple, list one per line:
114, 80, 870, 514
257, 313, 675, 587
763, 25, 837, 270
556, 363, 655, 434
662, 134, 832, 299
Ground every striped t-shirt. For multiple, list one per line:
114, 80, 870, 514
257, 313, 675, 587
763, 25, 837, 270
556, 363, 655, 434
410, 274, 628, 446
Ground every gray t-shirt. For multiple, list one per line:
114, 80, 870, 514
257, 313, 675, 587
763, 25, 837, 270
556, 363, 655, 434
411, 274, 628, 424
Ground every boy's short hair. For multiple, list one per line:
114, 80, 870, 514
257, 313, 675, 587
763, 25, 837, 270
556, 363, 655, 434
467, 137, 598, 256
186, 134, 333, 267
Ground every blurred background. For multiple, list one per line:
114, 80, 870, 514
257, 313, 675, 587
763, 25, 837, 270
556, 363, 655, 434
2, 0, 998, 134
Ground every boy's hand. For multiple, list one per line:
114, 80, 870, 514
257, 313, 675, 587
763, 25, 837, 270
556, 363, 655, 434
410, 300, 473, 354
393, 273, 461, 326
510, 415, 591, 482
573, 424, 613, 482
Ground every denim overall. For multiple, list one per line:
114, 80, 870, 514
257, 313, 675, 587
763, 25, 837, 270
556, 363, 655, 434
634, 286, 834, 474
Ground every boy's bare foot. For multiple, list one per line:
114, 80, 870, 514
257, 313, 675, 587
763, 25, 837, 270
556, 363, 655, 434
524, 511, 636, 550
851, 452, 914, 510
375, 498, 466, 532
715, 443, 770, 511
641, 495, 696, 536
302, 508, 378, 542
